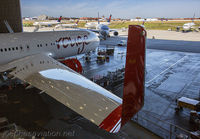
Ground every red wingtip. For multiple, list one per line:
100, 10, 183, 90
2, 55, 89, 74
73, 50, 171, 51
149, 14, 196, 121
99, 105, 122, 133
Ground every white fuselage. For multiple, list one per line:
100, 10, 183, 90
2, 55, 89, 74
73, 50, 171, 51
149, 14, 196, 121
85, 22, 110, 29
33, 21, 60, 26
55, 23, 78, 29
0, 30, 99, 69
183, 22, 195, 31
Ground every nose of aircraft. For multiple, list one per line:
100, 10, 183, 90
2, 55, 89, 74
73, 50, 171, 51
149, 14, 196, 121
100, 30, 109, 37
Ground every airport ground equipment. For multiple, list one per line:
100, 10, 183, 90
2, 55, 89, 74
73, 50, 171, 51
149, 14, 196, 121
96, 55, 106, 63
189, 111, 200, 130
106, 48, 114, 55
118, 40, 127, 46
175, 97, 200, 112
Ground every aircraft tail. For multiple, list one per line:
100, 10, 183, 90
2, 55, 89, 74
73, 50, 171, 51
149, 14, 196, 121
98, 12, 100, 24
57, 16, 62, 22
99, 25, 146, 133
107, 14, 112, 22
192, 13, 195, 23
76, 19, 79, 25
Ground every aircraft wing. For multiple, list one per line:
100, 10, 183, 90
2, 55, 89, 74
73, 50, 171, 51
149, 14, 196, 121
1, 25, 146, 133
109, 29, 118, 32
88, 29, 100, 34
5, 53, 122, 132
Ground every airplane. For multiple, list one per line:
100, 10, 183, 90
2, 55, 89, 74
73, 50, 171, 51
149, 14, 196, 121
55, 19, 79, 29
90, 24, 119, 40
182, 22, 196, 32
180, 14, 196, 32
33, 16, 63, 27
85, 14, 112, 29
0, 24, 145, 133
87, 14, 118, 40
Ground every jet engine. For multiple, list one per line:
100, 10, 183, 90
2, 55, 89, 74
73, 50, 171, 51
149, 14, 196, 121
60, 58, 83, 74
113, 31, 118, 36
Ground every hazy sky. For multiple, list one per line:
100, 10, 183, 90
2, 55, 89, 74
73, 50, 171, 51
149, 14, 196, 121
21, 0, 200, 19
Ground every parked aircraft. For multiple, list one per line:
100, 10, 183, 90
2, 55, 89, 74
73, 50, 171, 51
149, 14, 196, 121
85, 14, 112, 29
87, 14, 118, 39
90, 24, 119, 40
55, 19, 79, 29
0, 25, 146, 133
182, 22, 196, 31
33, 16, 63, 27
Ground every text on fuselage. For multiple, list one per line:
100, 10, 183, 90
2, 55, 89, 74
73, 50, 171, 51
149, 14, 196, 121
56, 35, 90, 54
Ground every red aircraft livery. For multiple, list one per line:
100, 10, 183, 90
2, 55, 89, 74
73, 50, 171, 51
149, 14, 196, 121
56, 35, 90, 54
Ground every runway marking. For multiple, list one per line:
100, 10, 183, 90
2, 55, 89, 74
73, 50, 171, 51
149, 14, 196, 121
146, 55, 187, 86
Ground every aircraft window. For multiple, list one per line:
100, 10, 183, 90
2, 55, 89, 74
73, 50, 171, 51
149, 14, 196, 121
46, 44, 48, 46
27, 45, 29, 49
53, 43, 55, 45
0, 49, 3, 52
40, 44, 42, 47
8, 48, 11, 51
4, 48, 7, 52
16, 47, 18, 50
20, 46, 23, 50
37, 44, 39, 47
12, 48, 15, 51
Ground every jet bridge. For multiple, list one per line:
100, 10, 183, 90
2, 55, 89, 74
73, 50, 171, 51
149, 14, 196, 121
0, 0, 23, 33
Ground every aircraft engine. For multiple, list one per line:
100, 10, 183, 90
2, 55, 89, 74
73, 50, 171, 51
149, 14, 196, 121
113, 31, 118, 36
60, 58, 83, 74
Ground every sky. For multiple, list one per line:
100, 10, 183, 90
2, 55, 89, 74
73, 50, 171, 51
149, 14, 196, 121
21, 0, 200, 19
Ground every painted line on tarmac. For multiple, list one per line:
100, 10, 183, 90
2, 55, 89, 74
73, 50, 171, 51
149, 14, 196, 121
146, 55, 187, 86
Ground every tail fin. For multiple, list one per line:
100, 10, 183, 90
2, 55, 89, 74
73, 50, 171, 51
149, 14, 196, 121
99, 25, 146, 133
107, 14, 112, 22
192, 13, 195, 23
98, 12, 100, 24
76, 19, 79, 25
57, 16, 62, 22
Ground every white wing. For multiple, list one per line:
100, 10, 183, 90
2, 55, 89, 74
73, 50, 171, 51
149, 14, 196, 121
4, 53, 122, 132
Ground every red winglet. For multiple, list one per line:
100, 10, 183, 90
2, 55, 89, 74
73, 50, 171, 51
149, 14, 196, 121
99, 25, 146, 133
122, 25, 146, 126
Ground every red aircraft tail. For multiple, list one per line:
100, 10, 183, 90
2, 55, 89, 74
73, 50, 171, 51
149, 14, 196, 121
107, 14, 112, 22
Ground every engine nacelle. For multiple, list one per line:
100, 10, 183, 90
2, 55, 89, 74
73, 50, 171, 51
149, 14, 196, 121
60, 58, 83, 74
113, 31, 119, 36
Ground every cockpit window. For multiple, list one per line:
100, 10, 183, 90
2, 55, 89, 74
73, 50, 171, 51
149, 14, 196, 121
101, 25, 109, 30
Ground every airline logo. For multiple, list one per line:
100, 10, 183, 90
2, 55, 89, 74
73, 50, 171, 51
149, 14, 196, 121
56, 35, 90, 54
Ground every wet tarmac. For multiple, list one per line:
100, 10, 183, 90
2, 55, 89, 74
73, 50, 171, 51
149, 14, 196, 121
1, 35, 200, 138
